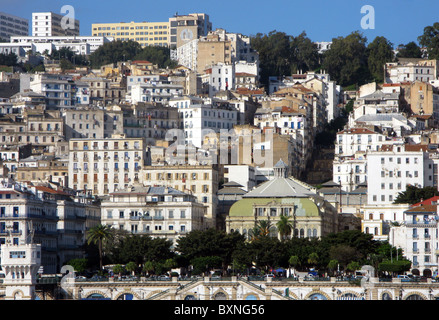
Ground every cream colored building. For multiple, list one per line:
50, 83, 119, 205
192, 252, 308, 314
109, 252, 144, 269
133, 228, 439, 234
143, 165, 218, 229
68, 134, 147, 196
100, 185, 205, 247
92, 21, 170, 47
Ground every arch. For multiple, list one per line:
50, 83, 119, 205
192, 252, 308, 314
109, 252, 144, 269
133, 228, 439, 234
338, 291, 361, 300
305, 290, 330, 300
213, 290, 228, 300
411, 269, 420, 276
244, 293, 259, 300
184, 294, 197, 300
403, 292, 427, 300
423, 269, 432, 278
11, 289, 24, 300
114, 290, 141, 300
84, 290, 108, 300
145, 290, 163, 299
381, 291, 393, 300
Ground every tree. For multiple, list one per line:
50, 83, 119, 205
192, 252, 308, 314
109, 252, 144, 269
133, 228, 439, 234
418, 22, 439, 59
307, 252, 319, 269
113, 264, 125, 277
367, 36, 395, 83
329, 245, 359, 268
346, 261, 360, 273
66, 258, 88, 274
396, 41, 423, 59
322, 31, 371, 87
276, 215, 294, 241
393, 185, 439, 204
288, 255, 301, 275
126, 261, 137, 275
289, 31, 320, 74
86, 224, 114, 271
0, 52, 18, 66
327, 259, 339, 276
143, 261, 155, 276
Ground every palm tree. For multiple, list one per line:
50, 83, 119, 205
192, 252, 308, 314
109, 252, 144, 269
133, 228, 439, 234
288, 255, 301, 277
86, 224, 114, 271
276, 214, 294, 241
308, 252, 319, 270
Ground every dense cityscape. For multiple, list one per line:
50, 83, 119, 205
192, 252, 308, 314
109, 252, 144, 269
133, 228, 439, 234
0, 6, 438, 302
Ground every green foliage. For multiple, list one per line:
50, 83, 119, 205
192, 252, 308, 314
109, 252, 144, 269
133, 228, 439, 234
113, 264, 125, 275
396, 41, 423, 59
393, 185, 439, 204
276, 215, 294, 241
66, 258, 88, 274
251, 30, 319, 89
88, 40, 177, 69
0, 52, 18, 66
418, 22, 439, 59
315, 115, 347, 146
346, 261, 360, 271
125, 261, 137, 274
191, 256, 222, 275
378, 260, 411, 273
176, 228, 245, 269
322, 31, 371, 87
367, 36, 395, 83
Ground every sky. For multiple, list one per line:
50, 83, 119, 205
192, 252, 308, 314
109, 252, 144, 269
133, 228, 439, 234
2, 0, 439, 47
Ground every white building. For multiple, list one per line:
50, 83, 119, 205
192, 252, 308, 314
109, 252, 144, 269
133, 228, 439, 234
385, 60, 437, 84
100, 185, 205, 247
390, 204, 439, 277
172, 101, 239, 148
68, 134, 147, 196
0, 12, 28, 41
32, 12, 79, 37
28, 73, 76, 108
223, 165, 256, 192
367, 144, 435, 205
9, 36, 112, 55
129, 80, 184, 105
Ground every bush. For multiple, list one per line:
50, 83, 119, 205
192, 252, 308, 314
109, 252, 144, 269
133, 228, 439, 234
378, 260, 411, 273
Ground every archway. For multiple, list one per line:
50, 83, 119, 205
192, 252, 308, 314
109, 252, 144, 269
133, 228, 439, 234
184, 295, 197, 300
406, 294, 425, 300
308, 293, 327, 300
214, 292, 227, 300
423, 269, 432, 278
381, 292, 392, 300
117, 293, 134, 300
411, 269, 420, 276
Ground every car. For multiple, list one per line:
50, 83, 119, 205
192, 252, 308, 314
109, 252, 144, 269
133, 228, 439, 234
158, 275, 170, 280
75, 276, 87, 281
265, 274, 275, 278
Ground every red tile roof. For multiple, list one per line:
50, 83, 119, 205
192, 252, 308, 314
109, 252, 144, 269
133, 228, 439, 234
412, 196, 439, 207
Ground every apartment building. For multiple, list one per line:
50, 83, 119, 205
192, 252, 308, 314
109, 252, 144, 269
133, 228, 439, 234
129, 80, 184, 105
0, 182, 58, 274
142, 165, 218, 228
80, 75, 126, 106
32, 12, 79, 37
16, 155, 69, 187
0, 12, 28, 41
391, 204, 439, 277
92, 20, 169, 47
27, 73, 76, 108
400, 81, 439, 124
121, 103, 179, 145
68, 134, 147, 196
63, 105, 124, 140
170, 99, 239, 148
367, 144, 435, 205
384, 59, 438, 84
10, 36, 112, 55
100, 185, 205, 247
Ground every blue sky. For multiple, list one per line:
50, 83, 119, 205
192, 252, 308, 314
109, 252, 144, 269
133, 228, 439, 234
2, 0, 439, 47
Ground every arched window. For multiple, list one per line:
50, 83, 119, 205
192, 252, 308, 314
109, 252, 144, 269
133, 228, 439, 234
374, 227, 378, 235
313, 229, 317, 237
214, 292, 227, 300
365, 227, 369, 234
300, 229, 305, 238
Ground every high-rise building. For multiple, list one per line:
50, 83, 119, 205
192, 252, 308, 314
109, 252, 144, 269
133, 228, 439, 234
32, 12, 79, 37
0, 12, 29, 41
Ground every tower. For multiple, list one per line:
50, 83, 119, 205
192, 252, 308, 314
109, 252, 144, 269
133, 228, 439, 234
0, 223, 41, 300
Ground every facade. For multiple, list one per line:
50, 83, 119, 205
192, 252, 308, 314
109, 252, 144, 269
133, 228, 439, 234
391, 205, 439, 277
0, 12, 28, 41
68, 134, 147, 196
100, 185, 205, 247
92, 20, 169, 47
32, 12, 79, 37
226, 161, 338, 239
367, 144, 435, 205
169, 13, 212, 50
143, 165, 218, 229
384, 59, 438, 84
63, 105, 124, 140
